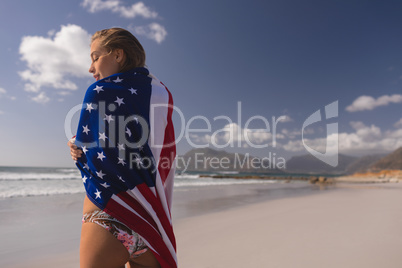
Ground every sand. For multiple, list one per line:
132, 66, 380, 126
176, 183, 402, 268
2, 181, 402, 268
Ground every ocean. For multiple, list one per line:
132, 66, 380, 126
0, 166, 283, 199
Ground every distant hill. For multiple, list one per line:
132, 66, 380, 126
369, 147, 402, 171
346, 154, 386, 174
177, 148, 283, 173
285, 154, 357, 175
177, 147, 402, 175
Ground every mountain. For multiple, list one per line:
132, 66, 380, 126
177, 147, 402, 175
177, 148, 283, 173
285, 154, 357, 175
369, 147, 402, 171
345, 154, 386, 174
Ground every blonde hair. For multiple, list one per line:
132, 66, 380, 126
91, 28, 146, 72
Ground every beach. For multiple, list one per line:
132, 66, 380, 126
1, 180, 402, 267
176, 182, 402, 268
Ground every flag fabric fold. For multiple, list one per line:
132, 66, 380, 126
75, 67, 177, 268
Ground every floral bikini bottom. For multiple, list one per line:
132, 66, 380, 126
82, 210, 148, 258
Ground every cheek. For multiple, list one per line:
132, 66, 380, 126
99, 59, 120, 77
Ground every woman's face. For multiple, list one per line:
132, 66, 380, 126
88, 39, 122, 81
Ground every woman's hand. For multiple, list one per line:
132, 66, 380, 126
67, 138, 83, 161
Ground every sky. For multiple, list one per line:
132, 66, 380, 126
0, 0, 401, 168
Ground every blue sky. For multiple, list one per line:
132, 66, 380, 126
0, 0, 401, 167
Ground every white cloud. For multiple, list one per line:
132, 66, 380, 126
47, 29, 56, 37
346, 94, 402, 112
189, 134, 212, 145
282, 121, 402, 155
32, 92, 50, 104
282, 140, 305, 152
0, 87, 16, 100
394, 118, 402, 128
81, 0, 157, 18
281, 127, 314, 139
130, 23, 167, 44
217, 123, 272, 145
0, 88, 6, 97
349, 121, 381, 141
189, 123, 284, 148
82, 1, 166, 44
349, 121, 366, 130
280, 115, 293, 122
19, 24, 92, 93
58, 91, 72, 96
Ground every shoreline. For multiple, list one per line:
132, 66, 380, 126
201, 169, 402, 184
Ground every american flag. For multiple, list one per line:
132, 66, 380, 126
75, 67, 177, 267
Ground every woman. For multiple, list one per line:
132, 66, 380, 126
68, 28, 177, 268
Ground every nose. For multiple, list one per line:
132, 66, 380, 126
89, 63, 94, 73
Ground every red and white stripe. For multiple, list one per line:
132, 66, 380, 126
105, 74, 177, 268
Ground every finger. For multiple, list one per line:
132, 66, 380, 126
71, 152, 81, 159
70, 147, 82, 153
71, 149, 83, 158
73, 153, 82, 159
74, 149, 83, 156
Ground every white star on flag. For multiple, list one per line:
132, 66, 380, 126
104, 114, 114, 123
135, 157, 143, 165
105, 78, 111, 83
94, 189, 102, 199
100, 182, 110, 188
82, 176, 88, 183
126, 127, 132, 137
82, 146, 88, 154
84, 163, 90, 170
118, 175, 125, 182
115, 96, 125, 106
82, 125, 90, 134
86, 103, 95, 113
93, 85, 104, 93
117, 143, 125, 150
97, 151, 106, 161
99, 132, 108, 141
96, 170, 106, 179
128, 88, 137, 95
113, 77, 123, 83
117, 157, 126, 166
